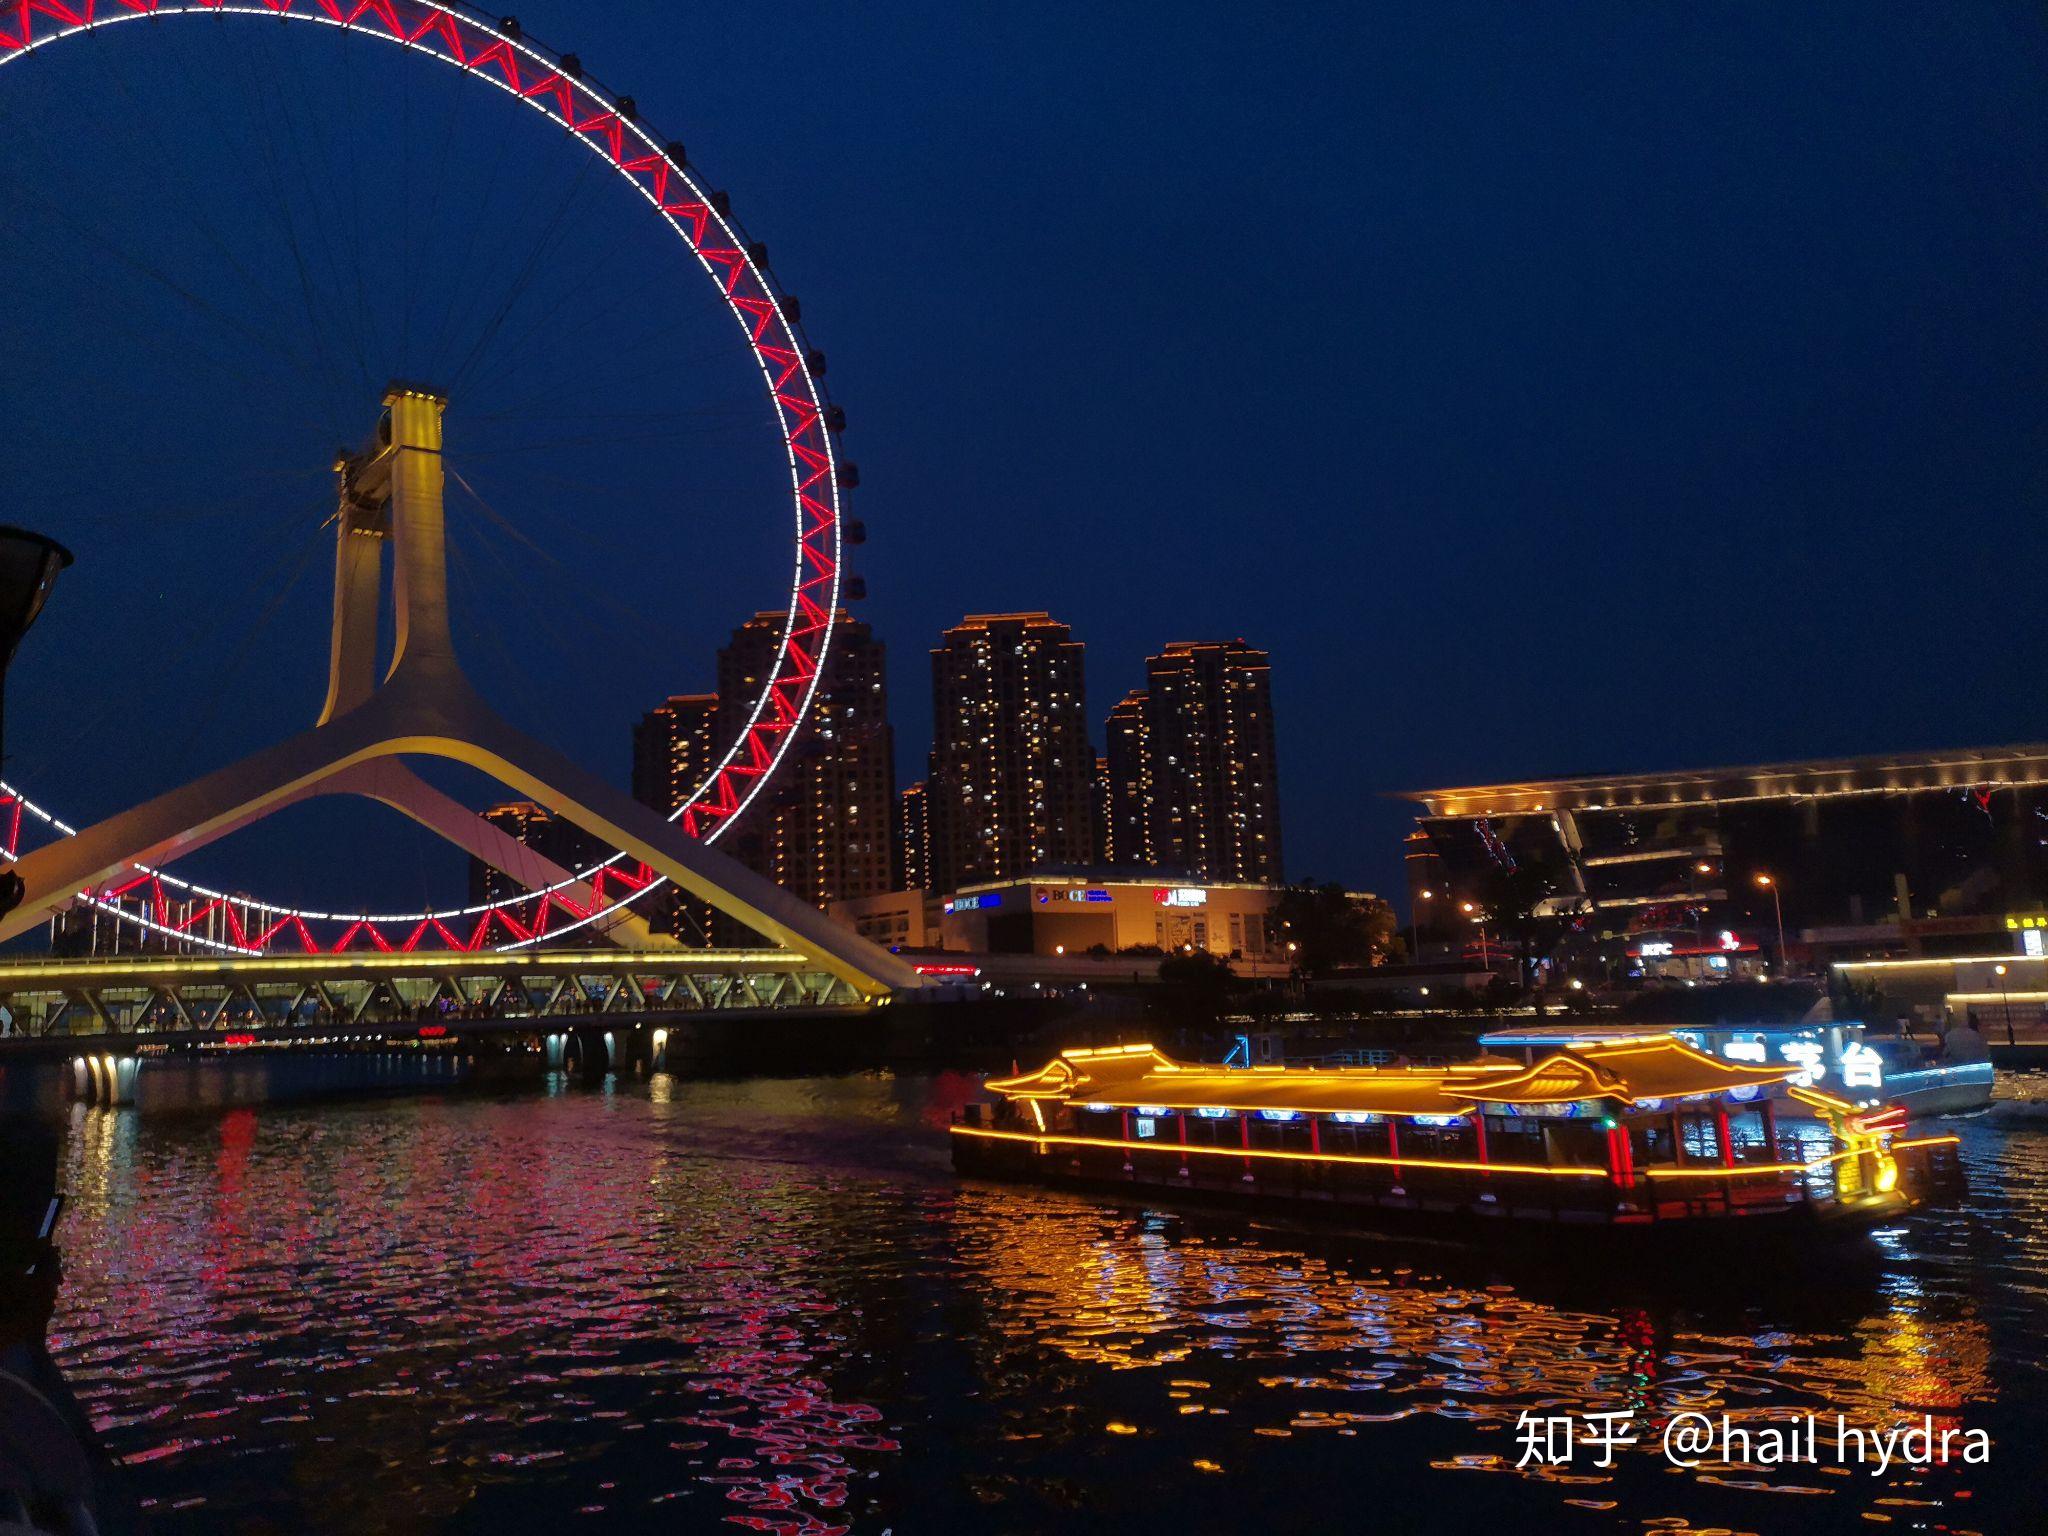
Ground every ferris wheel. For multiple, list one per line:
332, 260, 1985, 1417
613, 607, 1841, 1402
0, 2, 883, 969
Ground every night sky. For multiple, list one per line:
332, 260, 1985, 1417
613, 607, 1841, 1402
2, 2, 2043, 915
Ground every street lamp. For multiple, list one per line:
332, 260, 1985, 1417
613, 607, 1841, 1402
1754, 873, 1787, 975
1411, 888, 1433, 961
0, 527, 73, 921
1995, 962, 2014, 1046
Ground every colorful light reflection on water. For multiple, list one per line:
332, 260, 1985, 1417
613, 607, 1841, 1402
44, 1074, 2048, 1532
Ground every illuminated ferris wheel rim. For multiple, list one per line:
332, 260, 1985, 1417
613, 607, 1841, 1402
0, 0, 848, 952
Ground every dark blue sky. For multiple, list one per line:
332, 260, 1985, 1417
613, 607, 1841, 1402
3, 1, 2044, 912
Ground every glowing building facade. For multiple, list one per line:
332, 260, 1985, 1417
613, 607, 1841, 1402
1136, 640, 1283, 884
1101, 689, 1151, 868
466, 801, 608, 907
716, 611, 897, 916
631, 693, 721, 941
926, 613, 1094, 894
899, 779, 930, 892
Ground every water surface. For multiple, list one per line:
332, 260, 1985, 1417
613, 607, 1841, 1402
49, 1072, 2046, 1532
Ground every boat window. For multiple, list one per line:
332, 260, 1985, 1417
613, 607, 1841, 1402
1774, 1116, 1835, 1168
1544, 1123, 1607, 1168
1317, 1116, 1394, 1159
1484, 1115, 1544, 1158
1628, 1119, 1674, 1166
1724, 1106, 1772, 1163
1678, 1113, 1723, 1163
1400, 1119, 1475, 1161
1247, 1116, 1314, 1152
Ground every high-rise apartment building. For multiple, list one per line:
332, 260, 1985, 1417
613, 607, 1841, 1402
899, 780, 930, 891
1090, 754, 1112, 867
631, 693, 721, 941
715, 611, 896, 913
1134, 640, 1282, 884
1101, 688, 1151, 868
466, 801, 609, 907
632, 693, 720, 823
926, 612, 1094, 893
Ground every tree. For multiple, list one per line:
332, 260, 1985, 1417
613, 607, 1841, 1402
1476, 854, 1575, 990
1156, 949, 1242, 1026
1271, 881, 1400, 977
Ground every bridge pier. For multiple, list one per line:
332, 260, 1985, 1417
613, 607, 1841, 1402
567, 1026, 615, 1081
70, 1053, 139, 1107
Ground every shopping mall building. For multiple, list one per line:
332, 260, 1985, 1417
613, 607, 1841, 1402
831, 873, 1285, 961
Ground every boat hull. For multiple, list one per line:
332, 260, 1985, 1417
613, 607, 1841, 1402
951, 1127, 1924, 1246
1884, 1066, 1995, 1120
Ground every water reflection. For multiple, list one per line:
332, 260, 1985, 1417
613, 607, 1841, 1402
44, 1077, 2045, 1533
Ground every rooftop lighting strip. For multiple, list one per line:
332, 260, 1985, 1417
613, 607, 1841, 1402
1831, 955, 2045, 971
1423, 768, 2048, 817
0, 1, 844, 952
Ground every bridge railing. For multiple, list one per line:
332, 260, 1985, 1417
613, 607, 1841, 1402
0, 949, 872, 1040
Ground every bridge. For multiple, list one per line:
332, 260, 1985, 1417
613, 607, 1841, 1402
0, 947, 876, 1047
0, 387, 924, 1003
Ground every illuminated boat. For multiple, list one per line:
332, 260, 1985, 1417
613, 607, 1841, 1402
951, 1036, 1959, 1239
1480, 1023, 1995, 1123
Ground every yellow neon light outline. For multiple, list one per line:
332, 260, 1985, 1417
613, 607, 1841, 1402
990, 1040, 1796, 1116
947, 1125, 1877, 1182
1832, 954, 2046, 972
951, 1124, 1596, 1176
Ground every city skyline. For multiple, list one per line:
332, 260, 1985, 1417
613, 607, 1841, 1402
0, 9, 2037, 1536
2, 6, 2038, 913
626, 609, 1291, 914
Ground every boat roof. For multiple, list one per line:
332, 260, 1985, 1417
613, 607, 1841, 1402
1476, 1025, 1691, 1047
1477, 1023, 1852, 1047
983, 1037, 1800, 1118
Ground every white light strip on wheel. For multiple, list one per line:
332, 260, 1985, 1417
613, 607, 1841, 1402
0, 2, 844, 945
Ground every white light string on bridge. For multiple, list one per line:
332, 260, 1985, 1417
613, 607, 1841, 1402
0, 0, 851, 954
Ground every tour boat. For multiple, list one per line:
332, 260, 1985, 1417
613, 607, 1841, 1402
951, 1036, 1960, 1240
1480, 1023, 1997, 1124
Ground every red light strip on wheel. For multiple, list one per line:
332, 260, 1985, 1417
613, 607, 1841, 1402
0, 2, 848, 953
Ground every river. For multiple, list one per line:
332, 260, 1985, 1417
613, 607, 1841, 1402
44, 1072, 2047, 1533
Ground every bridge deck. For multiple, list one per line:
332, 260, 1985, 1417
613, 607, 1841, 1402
0, 947, 874, 1041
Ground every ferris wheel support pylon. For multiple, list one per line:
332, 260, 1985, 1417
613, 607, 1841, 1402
2, 387, 921, 998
